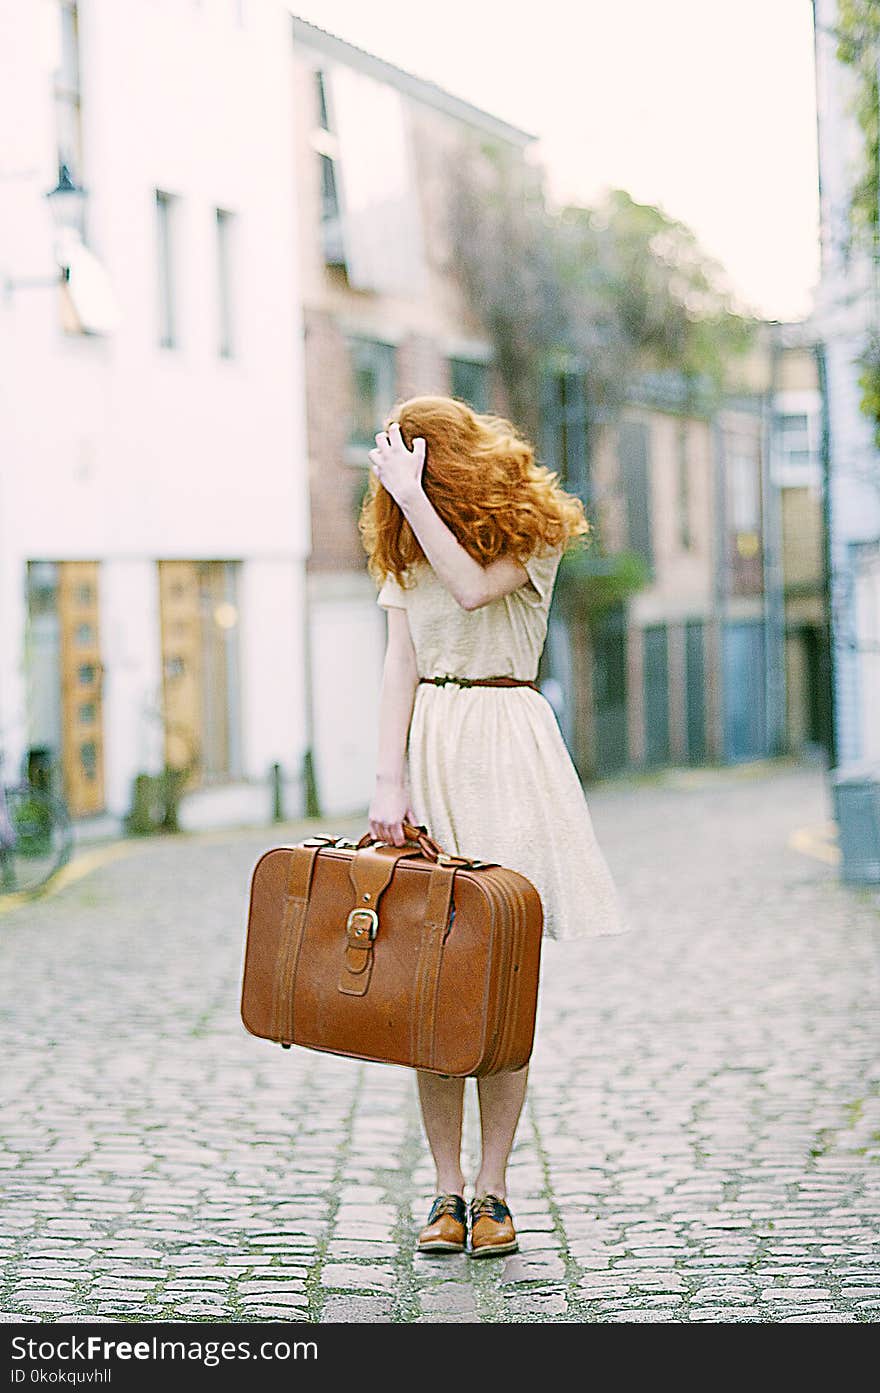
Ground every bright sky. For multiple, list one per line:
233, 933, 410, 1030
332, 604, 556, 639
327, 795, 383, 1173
288, 0, 820, 322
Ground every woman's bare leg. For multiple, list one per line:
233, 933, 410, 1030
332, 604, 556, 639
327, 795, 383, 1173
416, 1070, 467, 1195
474, 1065, 529, 1200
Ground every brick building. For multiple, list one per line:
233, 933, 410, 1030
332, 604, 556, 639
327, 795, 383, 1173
541, 333, 828, 780
543, 378, 733, 778
290, 16, 535, 815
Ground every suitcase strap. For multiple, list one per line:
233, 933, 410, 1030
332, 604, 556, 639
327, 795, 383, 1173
271, 844, 320, 1043
339, 844, 423, 997
273, 844, 457, 1058
411, 863, 456, 1070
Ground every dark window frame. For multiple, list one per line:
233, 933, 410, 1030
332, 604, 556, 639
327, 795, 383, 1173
619, 417, 654, 574
348, 337, 397, 452
540, 368, 591, 501
677, 419, 692, 551
313, 67, 346, 269
215, 207, 236, 359
155, 190, 178, 350
315, 68, 331, 131
54, 1, 83, 184
450, 357, 490, 413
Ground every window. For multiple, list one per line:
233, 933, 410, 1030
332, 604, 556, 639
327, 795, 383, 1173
771, 398, 820, 487
619, 419, 653, 572
320, 64, 425, 294
56, 562, 104, 813
348, 338, 396, 451
726, 431, 763, 588
541, 370, 590, 498
319, 153, 340, 220
156, 191, 177, 349
677, 421, 692, 550
315, 69, 331, 131
313, 69, 345, 268
79, 740, 97, 780
216, 208, 235, 358
52, 1, 93, 337
54, 2, 83, 186
26, 562, 59, 618
450, 358, 489, 413
776, 412, 812, 469
319, 155, 345, 266
728, 445, 761, 532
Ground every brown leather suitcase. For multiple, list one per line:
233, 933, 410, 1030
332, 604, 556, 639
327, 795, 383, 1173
240, 821, 543, 1076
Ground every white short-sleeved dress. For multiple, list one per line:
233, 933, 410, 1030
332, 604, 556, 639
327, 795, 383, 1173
376, 546, 628, 941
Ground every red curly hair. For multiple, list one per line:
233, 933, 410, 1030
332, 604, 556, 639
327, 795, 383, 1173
359, 395, 589, 587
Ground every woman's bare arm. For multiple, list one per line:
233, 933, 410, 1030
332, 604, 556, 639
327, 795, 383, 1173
398, 489, 529, 610
369, 423, 529, 611
369, 605, 419, 847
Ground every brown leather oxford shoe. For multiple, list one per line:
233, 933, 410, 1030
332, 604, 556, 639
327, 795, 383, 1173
468, 1193, 519, 1257
416, 1193, 467, 1253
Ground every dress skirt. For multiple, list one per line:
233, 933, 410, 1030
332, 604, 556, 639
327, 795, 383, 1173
406, 683, 628, 942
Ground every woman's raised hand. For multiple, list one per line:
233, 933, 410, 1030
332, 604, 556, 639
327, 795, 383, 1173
368, 774, 418, 848
369, 422, 426, 507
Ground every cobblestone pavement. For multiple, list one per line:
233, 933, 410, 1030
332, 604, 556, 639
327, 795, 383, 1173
0, 762, 878, 1324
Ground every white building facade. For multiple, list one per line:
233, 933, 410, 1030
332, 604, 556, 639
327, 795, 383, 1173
811, 0, 880, 768
0, 0, 310, 831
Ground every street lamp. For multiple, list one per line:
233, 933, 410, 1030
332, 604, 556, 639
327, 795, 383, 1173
3, 163, 87, 298
45, 163, 87, 241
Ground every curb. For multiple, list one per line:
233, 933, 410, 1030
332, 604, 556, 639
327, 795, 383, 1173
0, 815, 369, 917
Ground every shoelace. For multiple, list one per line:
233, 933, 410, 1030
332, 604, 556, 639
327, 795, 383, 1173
429, 1194, 464, 1222
469, 1194, 509, 1222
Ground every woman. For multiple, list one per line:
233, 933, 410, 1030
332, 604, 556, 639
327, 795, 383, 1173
361, 396, 626, 1259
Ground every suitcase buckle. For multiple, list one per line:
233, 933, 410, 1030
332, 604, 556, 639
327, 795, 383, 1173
346, 907, 379, 940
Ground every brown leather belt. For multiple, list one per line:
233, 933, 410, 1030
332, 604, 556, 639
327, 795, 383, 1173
418, 674, 540, 691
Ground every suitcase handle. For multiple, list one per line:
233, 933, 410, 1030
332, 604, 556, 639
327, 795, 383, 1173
302, 825, 449, 860
356, 821, 494, 869
356, 820, 446, 861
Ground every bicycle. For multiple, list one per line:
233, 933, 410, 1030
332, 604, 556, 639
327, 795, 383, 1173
0, 747, 73, 896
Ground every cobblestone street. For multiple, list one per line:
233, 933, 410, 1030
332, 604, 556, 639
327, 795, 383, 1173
0, 761, 878, 1324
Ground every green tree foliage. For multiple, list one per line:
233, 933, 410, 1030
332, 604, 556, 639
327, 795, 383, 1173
444, 140, 563, 437
835, 0, 880, 249
834, 3, 880, 445
556, 546, 652, 615
858, 333, 880, 450
446, 135, 756, 442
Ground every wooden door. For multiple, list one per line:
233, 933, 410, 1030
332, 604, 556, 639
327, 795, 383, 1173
722, 621, 767, 762
643, 624, 670, 766
685, 620, 707, 762
158, 560, 203, 786
58, 561, 105, 815
198, 561, 233, 781
591, 605, 629, 775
